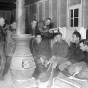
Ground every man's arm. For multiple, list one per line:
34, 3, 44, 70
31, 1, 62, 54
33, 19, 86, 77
62, 43, 69, 58
51, 43, 57, 56
76, 68, 88, 80
33, 47, 38, 58
58, 42, 69, 58
68, 44, 76, 61
32, 40, 39, 59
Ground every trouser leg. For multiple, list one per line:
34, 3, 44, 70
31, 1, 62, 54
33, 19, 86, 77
0, 53, 6, 78
33, 63, 44, 79
4, 56, 12, 75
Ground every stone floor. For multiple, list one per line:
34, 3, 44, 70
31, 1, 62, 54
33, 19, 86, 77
0, 70, 51, 88
0, 64, 60, 88
0, 70, 88, 88
0, 71, 13, 88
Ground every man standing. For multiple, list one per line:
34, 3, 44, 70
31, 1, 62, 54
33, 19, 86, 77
30, 19, 39, 54
0, 17, 6, 41
5, 21, 16, 74
0, 17, 6, 79
38, 18, 53, 38
31, 19, 39, 36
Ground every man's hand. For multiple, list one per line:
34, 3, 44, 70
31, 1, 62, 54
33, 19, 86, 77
44, 60, 49, 67
56, 56, 68, 64
49, 30, 53, 33
48, 56, 56, 64
39, 55, 47, 65
52, 62, 58, 68
59, 61, 71, 71
40, 57, 45, 65
74, 66, 82, 75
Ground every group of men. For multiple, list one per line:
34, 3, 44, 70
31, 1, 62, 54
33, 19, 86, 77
30, 18, 54, 38
0, 17, 53, 80
0, 17, 16, 79
0, 16, 88, 87
30, 19, 88, 86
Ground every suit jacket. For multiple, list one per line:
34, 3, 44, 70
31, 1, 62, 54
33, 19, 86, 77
0, 26, 5, 41
52, 40, 69, 58
68, 43, 84, 63
33, 39, 51, 60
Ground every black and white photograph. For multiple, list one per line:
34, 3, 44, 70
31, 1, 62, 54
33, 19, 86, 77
0, 0, 88, 88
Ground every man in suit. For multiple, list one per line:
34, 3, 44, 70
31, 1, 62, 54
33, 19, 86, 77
0, 17, 6, 79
